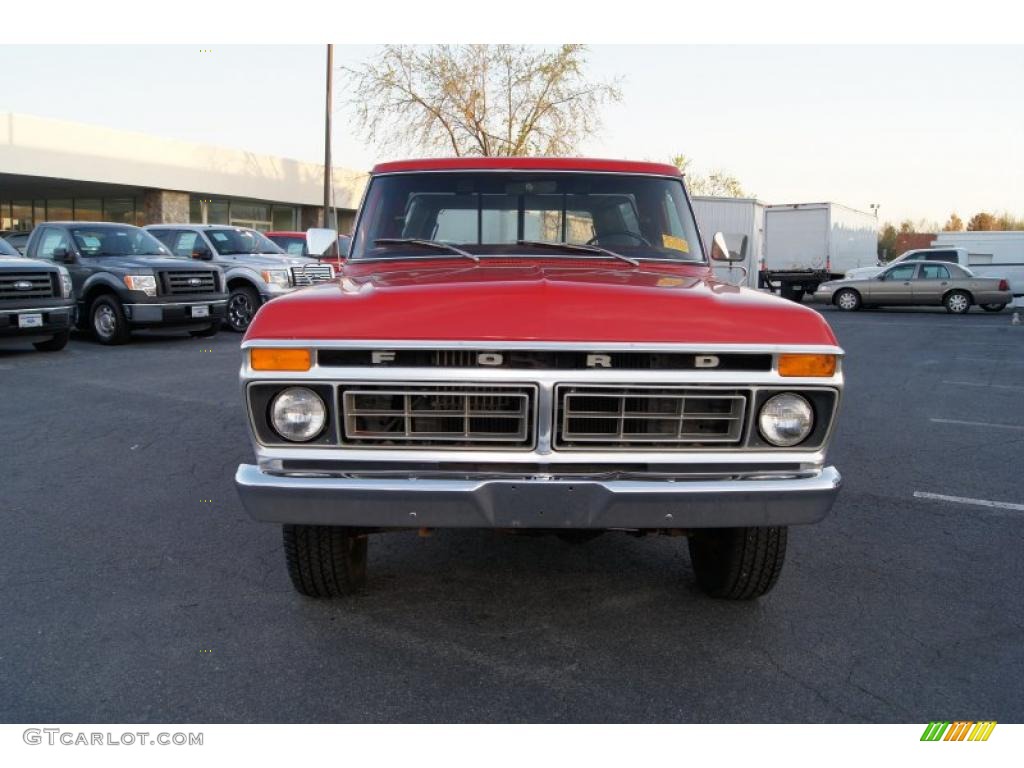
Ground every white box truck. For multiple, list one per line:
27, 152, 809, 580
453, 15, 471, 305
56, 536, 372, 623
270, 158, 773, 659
763, 203, 879, 301
691, 196, 765, 289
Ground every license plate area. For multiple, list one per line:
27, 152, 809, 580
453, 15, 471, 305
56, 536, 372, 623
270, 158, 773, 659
191, 305, 210, 318
18, 313, 43, 328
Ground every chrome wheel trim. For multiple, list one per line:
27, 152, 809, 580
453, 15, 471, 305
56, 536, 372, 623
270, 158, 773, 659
837, 291, 857, 310
228, 292, 255, 330
948, 294, 969, 313
93, 304, 116, 337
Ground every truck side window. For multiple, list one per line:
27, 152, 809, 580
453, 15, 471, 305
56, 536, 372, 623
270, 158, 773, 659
172, 231, 201, 257
926, 251, 955, 261
35, 228, 71, 260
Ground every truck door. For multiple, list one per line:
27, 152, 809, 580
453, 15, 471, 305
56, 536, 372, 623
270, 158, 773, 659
868, 263, 917, 304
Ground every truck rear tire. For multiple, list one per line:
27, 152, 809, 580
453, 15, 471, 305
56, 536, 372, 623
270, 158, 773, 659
688, 526, 787, 600
282, 524, 368, 597
780, 284, 804, 302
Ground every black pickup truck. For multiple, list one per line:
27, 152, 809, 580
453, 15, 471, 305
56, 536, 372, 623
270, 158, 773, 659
25, 222, 228, 344
0, 237, 75, 352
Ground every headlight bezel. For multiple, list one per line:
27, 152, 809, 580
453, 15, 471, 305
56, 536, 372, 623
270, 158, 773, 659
122, 274, 158, 297
57, 266, 73, 298
261, 269, 292, 289
758, 392, 815, 447
269, 386, 328, 443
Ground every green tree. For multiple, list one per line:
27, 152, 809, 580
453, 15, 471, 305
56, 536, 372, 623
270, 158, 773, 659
670, 154, 747, 198
878, 223, 898, 261
344, 44, 621, 157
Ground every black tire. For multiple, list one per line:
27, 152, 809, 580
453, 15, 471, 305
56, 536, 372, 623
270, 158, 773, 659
688, 526, 787, 600
982, 303, 1006, 313
834, 288, 861, 311
780, 284, 804, 302
90, 295, 130, 345
33, 330, 70, 352
189, 323, 219, 338
282, 525, 368, 597
944, 290, 972, 314
226, 285, 261, 333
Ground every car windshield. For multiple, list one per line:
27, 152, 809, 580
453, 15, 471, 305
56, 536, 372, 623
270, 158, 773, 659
207, 228, 284, 255
351, 172, 705, 263
71, 226, 170, 257
268, 234, 306, 256
0, 237, 20, 257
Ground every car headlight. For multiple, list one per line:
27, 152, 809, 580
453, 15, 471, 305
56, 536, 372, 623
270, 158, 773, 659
123, 274, 157, 297
758, 393, 814, 447
270, 387, 327, 442
261, 269, 292, 289
57, 266, 73, 298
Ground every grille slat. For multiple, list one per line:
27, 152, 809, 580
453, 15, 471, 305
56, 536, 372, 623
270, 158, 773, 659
341, 385, 535, 449
160, 270, 218, 295
0, 272, 55, 300
556, 386, 747, 450
290, 265, 334, 286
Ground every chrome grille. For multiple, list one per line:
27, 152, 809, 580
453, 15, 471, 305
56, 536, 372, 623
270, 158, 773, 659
555, 385, 747, 450
340, 384, 535, 449
290, 264, 334, 286
0, 271, 55, 300
161, 270, 218, 295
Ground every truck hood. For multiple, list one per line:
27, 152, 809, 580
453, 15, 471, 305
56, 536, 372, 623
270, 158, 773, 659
220, 254, 323, 269
80, 256, 219, 272
0, 256, 57, 271
245, 258, 839, 346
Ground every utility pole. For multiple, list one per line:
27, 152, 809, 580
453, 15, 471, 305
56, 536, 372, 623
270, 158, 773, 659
323, 43, 334, 231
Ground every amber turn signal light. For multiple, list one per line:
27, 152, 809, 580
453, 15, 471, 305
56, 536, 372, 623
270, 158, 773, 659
250, 348, 312, 372
777, 353, 837, 377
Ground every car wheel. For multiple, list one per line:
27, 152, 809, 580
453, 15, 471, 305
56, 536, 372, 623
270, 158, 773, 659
33, 330, 70, 352
91, 295, 130, 345
688, 526, 787, 600
227, 285, 260, 333
982, 303, 1006, 313
189, 323, 219, 338
834, 288, 861, 311
282, 525, 368, 597
944, 290, 972, 314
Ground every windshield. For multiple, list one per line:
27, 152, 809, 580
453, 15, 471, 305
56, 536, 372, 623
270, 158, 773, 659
207, 228, 284, 255
268, 234, 306, 256
351, 172, 704, 263
0, 237, 20, 257
71, 226, 170, 257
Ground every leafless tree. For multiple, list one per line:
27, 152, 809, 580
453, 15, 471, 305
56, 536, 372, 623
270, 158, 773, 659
671, 154, 748, 198
343, 45, 621, 157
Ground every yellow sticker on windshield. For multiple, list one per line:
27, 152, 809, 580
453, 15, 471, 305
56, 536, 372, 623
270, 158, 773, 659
662, 234, 689, 252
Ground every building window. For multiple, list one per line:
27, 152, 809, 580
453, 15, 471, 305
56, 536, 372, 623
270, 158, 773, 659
208, 200, 229, 225
12, 201, 34, 230
48, 199, 73, 221
75, 199, 103, 221
271, 205, 296, 231
103, 198, 136, 224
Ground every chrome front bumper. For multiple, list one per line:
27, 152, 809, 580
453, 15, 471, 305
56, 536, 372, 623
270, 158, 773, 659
234, 464, 842, 529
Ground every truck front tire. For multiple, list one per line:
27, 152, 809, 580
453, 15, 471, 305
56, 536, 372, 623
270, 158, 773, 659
688, 526, 787, 600
227, 285, 261, 333
282, 524, 368, 597
90, 295, 130, 344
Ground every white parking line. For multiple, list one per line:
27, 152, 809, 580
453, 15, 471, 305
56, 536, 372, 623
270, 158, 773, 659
914, 491, 1024, 513
930, 417, 1024, 431
942, 380, 1024, 392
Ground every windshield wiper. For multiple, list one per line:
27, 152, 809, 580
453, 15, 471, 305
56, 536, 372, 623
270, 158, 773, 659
515, 240, 639, 266
374, 238, 479, 262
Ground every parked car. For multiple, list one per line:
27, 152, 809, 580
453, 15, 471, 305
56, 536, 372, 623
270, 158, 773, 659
0, 236, 75, 352
25, 222, 227, 344
1, 230, 31, 255
266, 230, 351, 269
816, 261, 1012, 313
146, 225, 335, 333
233, 157, 845, 601
846, 246, 1022, 307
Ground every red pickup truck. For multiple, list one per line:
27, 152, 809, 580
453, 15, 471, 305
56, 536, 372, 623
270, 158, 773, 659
234, 157, 844, 601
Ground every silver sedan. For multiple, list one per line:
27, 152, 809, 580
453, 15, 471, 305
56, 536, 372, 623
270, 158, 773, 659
815, 261, 1013, 314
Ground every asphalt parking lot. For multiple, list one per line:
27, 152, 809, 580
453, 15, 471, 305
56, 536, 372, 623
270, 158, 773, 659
2, 305, 1022, 723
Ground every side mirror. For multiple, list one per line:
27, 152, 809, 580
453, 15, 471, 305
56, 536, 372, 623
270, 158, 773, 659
710, 232, 746, 262
52, 246, 74, 263
191, 248, 213, 261
306, 228, 340, 259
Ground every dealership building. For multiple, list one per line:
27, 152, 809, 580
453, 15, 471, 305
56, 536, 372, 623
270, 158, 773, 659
0, 113, 368, 234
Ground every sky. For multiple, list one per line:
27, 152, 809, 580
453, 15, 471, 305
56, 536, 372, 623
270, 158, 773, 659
0, 44, 1020, 225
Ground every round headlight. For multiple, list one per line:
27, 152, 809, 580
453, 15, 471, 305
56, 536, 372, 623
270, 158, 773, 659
270, 387, 326, 442
758, 393, 814, 447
